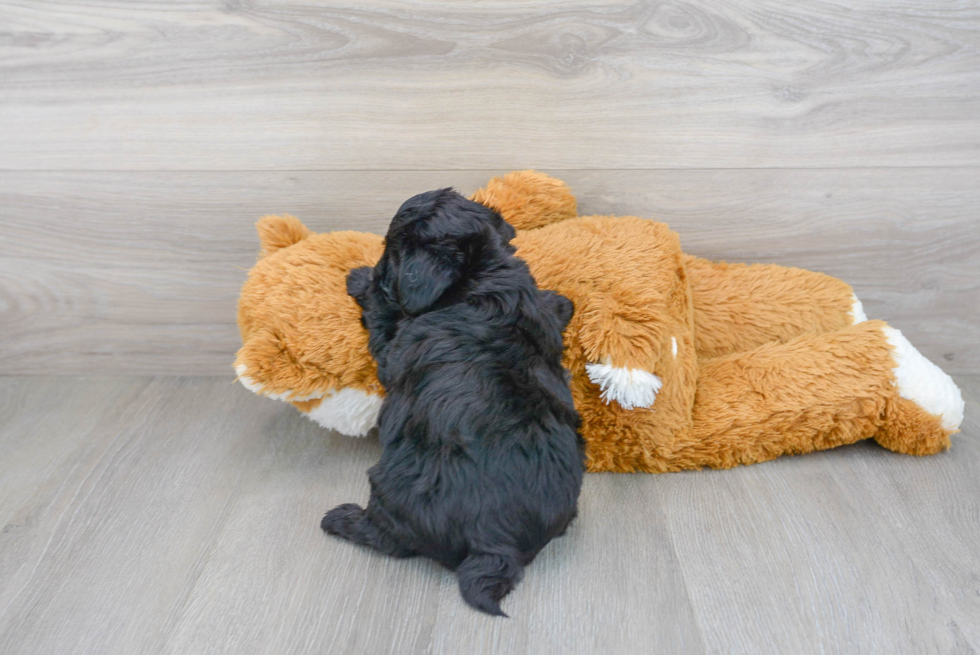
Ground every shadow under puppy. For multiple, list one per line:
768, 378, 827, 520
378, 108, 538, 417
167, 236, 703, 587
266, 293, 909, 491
322, 189, 585, 617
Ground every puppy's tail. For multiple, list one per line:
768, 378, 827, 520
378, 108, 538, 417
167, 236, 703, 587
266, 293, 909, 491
457, 552, 523, 617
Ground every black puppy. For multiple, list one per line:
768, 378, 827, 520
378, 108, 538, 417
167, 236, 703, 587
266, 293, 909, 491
322, 189, 584, 617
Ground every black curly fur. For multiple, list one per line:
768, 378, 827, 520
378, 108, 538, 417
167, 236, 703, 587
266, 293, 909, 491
323, 188, 585, 617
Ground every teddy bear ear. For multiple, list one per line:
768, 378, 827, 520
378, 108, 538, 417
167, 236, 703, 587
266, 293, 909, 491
256, 214, 312, 258
470, 170, 577, 231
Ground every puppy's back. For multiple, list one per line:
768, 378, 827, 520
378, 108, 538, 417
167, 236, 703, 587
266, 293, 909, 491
338, 188, 584, 617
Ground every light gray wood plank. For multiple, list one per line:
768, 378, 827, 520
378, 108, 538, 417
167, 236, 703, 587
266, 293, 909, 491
824, 421, 980, 649
1, 0, 978, 170
0, 377, 283, 655
0, 377, 709, 655
659, 374, 980, 655
1, 168, 976, 375
0, 376, 977, 654
0, 377, 135, 521
424, 474, 706, 654
166, 452, 706, 654
157, 402, 447, 655
0, 377, 142, 618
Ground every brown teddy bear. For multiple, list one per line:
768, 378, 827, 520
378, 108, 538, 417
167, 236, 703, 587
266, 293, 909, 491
235, 171, 964, 473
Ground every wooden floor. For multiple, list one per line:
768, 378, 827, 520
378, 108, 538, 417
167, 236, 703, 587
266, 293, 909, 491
0, 375, 977, 654
2, 1, 979, 653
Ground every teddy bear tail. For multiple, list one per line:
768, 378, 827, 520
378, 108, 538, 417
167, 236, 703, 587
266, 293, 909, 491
873, 326, 964, 456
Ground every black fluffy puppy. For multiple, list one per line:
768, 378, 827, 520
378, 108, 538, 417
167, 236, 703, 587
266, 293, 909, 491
322, 189, 584, 617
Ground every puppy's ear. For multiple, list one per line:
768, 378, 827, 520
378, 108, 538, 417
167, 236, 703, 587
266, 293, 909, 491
396, 246, 459, 315
542, 290, 575, 330
491, 212, 516, 244
346, 266, 373, 307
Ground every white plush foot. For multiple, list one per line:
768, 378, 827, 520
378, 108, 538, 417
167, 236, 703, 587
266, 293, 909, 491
304, 388, 383, 437
883, 327, 964, 431
850, 294, 868, 323
585, 361, 662, 410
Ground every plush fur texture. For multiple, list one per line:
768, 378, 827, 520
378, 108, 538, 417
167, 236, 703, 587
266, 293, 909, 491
469, 169, 579, 231
235, 171, 965, 474
321, 189, 585, 617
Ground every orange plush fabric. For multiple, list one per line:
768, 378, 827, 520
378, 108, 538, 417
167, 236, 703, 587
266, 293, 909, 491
511, 217, 699, 469
237, 228, 383, 401
235, 171, 964, 472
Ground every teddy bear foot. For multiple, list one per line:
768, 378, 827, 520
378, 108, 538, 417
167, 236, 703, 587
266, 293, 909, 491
874, 326, 964, 456
875, 396, 952, 456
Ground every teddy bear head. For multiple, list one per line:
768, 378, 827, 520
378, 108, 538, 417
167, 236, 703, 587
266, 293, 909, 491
234, 215, 386, 436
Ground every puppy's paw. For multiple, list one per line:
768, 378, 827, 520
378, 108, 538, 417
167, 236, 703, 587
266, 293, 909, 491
321, 503, 365, 536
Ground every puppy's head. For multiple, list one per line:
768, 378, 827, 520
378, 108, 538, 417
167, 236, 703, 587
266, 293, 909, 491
375, 188, 516, 315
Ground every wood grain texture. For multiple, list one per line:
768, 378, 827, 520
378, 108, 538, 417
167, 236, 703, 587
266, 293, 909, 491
1, 168, 976, 375
0, 375, 977, 654
1, 0, 979, 170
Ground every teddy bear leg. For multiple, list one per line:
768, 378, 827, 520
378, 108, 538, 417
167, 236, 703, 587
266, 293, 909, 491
470, 171, 578, 231
671, 321, 964, 471
684, 255, 866, 359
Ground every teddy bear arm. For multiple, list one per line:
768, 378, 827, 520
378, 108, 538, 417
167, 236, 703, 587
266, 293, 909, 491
575, 274, 685, 412
529, 217, 692, 412
470, 170, 578, 231
683, 254, 865, 360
